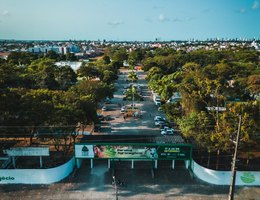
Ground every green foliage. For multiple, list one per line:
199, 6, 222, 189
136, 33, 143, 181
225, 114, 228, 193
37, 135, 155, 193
77, 64, 100, 79
144, 48, 259, 154
127, 71, 138, 82
102, 55, 111, 64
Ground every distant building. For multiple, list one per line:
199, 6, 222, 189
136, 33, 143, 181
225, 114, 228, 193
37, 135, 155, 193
0, 52, 10, 60
28, 46, 60, 54
28, 44, 80, 54
55, 61, 82, 71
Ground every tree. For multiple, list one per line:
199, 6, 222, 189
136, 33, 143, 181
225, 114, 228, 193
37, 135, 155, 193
127, 71, 138, 82
101, 70, 117, 84
45, 50, 60, 60
77, 64, 100, 79
55, 65, 77, 90
66, 53, 77, 61
111, 48, 128, 62
28, 58, 59, 89
102, 55, 111, 64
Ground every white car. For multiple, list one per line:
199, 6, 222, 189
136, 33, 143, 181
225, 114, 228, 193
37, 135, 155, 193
155, 100, 161, 106
120, 106, 126, 113
101, 106, 107, 111
160, 126, 170, 132
154, 115, 164, 121
155, 120, 166, 126
161, 128, 174, 135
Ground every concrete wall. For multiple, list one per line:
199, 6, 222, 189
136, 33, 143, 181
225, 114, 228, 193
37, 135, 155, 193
0, 157, 75, 184
192, 160, 260, 186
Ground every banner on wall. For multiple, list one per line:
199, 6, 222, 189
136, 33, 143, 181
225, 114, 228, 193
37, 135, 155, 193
75, 144, 191, 160
93, 145, 158, 159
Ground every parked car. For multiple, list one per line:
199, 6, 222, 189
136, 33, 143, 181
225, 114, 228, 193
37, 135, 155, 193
154, 115, 165, 121
161, 128, 174, 135
155, 100, 161, 106
155, 120, 167, 126
97, 113, 104, 121
160, 126, 170, 132
93, 124, 101, 132
159, 122, 170, 129
105, 99, 111, 104
153, 115, 163, 121
120, 106, 126, 113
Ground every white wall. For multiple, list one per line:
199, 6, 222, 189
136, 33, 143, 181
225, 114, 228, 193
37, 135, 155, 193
192, 160, 260, 186
0, 157, 75, 184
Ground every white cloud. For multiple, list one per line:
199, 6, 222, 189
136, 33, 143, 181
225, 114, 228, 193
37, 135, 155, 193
252, 1, 259, 10
1, 10, 10, 16
108, 20, 123, 26
158, 14, 170, 22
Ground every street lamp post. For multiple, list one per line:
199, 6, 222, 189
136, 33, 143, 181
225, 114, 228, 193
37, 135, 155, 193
112, 176, 118, 200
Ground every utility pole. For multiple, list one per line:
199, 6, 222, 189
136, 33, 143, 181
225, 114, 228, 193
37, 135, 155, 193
228, 115, 242, 200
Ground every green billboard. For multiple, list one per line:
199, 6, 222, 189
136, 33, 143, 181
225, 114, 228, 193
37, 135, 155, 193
157, 146, 190, 159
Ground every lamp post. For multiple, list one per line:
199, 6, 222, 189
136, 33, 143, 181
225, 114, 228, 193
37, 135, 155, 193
112, 176, 118, 200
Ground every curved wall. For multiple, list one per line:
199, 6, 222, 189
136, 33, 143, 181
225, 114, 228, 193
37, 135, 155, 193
0, 157, 75, 184
192, 160, 260, 186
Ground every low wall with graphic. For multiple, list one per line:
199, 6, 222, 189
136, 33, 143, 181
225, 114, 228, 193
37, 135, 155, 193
192, 160, 260, 186
0, 157, 75, 184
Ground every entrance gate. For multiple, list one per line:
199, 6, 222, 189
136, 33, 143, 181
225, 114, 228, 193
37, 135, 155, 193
74, 135, 192, 170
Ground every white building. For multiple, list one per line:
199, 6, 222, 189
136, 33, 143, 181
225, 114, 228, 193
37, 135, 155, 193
55, 61, 82, 71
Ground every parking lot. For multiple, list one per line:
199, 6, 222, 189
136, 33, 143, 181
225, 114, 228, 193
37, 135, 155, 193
96, 69, 169, 136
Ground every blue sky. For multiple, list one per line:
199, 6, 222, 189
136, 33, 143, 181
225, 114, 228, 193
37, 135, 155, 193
0, 0, 260, 41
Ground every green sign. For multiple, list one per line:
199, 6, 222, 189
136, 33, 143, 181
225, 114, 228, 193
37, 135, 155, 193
157, 146, 190, 159
240, 172, 255, 183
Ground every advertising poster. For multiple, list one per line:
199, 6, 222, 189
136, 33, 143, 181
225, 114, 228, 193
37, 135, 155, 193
93, 145, 158, 159
157, 146, 190, 159
75, 144, 94, 158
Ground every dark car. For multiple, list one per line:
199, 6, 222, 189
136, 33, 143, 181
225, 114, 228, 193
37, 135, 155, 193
97, 113, 104, 121
93, 124, 101, 132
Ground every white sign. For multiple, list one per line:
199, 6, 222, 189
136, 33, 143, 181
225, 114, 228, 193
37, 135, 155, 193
3, 147, 49, 156
75, 145, 94, 158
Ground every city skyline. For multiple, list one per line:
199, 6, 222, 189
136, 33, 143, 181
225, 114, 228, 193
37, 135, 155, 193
0, 0, 260, 41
